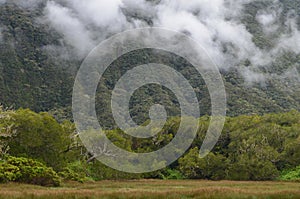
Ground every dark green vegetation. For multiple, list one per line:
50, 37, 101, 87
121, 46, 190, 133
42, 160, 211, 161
0, 180, 300, 199
0, 1, 299, 125
1, 108, 300, 186
0, 4, 75, 113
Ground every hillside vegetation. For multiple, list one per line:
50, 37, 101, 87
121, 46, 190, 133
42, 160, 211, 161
0, 2, 299, 126
0, 108, 300, 185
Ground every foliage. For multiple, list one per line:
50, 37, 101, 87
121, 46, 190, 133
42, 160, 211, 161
0, 109, 75, 171
0, 107, 16, 155
0, 156, 60, 186
158, 168, 185, 180
178, 111, 300, 181
178, 148, 228, 180
58, 161, 93, 183
88, 161, 142, 180
1, 108, 300, 183
0, 4, 75, 113
280, 166, 300, 181
227, 154, 279, 181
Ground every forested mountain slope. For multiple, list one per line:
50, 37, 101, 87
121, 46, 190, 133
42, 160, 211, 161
0, 4, 74, 111
0, 1, 299, 125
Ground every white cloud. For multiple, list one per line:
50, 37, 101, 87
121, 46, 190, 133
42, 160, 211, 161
67, 0, 126, 30
240, 67, 266, 85
44, 1, 95, 58
278, 31, 300, 54
276, 18, 300, 54
256, 4, 281, 35
9, 0, 299, 84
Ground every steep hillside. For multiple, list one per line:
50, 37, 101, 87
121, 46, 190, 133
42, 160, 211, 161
0, 4, 75, 112
0, 1, 299, 126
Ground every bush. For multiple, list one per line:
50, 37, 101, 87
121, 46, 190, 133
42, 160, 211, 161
280, 166, 300, 181
227, 155, 279, 181
88, 161, 141, 180
158, 169, 185, 180
58, 161, 93, 183
0, 163, 21, 182
178, 148, 229, 180
0, 156, 60, 186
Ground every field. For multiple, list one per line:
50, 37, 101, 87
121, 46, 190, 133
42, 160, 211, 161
0, 180, 300, 199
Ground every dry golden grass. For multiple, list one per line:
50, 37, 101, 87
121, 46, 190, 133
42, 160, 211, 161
0, 180, 300, 199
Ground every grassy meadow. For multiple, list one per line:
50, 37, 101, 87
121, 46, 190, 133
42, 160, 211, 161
0, 180, 300, 199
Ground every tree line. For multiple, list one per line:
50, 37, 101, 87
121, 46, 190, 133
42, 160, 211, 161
0, 107, 300, 186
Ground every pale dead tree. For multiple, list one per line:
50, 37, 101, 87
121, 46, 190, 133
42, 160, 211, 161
79, 130, 118, 163
0, 108, 18, 156
86, 141, 117, 163
0, 126, 17, 155
61, 129, 81, 153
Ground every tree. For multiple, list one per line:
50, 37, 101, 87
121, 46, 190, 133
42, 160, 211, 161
2, 109, 74, 170
227, 154, 279, 180
178, 147, 229, 180
0, 107, 17, 155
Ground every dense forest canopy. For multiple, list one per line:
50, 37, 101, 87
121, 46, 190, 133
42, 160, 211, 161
1, 108, 300, 185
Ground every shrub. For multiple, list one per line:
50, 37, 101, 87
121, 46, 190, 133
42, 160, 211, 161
58, 161, 93, 183
178, 148, 229, 180
280, 166, 300, 181
227, 155, 280, 181
88, 161, 141, 180
0, 156, 60, 186
0, 163, 21, 182
159, 169, 185, 180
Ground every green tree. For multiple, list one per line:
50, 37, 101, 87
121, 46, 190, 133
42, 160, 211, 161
227, 154, 279, 180
2, 109, 73, 170
178, 147, 228, 180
